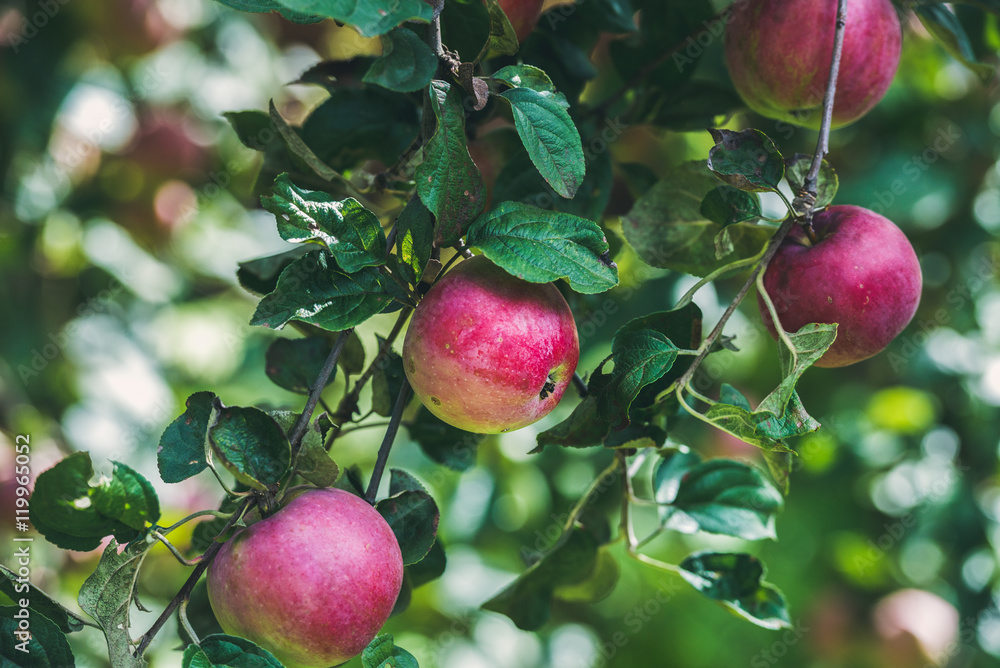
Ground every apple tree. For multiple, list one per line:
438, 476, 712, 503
9, 0, 1000, 666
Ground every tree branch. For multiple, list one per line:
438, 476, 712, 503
136, 496, 257, 658
364, 380, 413, 504
289, 329, 352, 456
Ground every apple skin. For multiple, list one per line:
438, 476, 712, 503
724, 0, 901, 129
206, 488, 403, 668
757, 205, 922, 368
498, 0, 545, 42
403, 255, 579, 433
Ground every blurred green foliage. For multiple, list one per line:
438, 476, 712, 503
2, 0, 1000, 666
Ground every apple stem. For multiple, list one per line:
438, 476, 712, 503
364, 380, 413, 504
289, 329, 353, 457
135, 496, 257, 659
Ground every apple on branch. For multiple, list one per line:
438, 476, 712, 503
758, 205, 922, 368
207, 488, 403, 668
724, 0, 902, 129
403, 255, 580, 433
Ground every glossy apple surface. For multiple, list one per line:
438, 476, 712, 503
403, 255, 579, 433
207, 488, 403, 668
725, 0, 901, 129
757, 205, 922, 368
499, 0, 544, 42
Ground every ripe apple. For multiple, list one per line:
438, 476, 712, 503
757, 205, 922, 368
498, 0, 544, 43
206, 488, 403, 668
402, 255, 579, 433
724, 0, 901, 129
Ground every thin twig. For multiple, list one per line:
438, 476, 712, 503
572, 372, 589, 398
364, 380, 413, 504
289, 329, 352, 456
326, 308, 412, 445
664, 0, 849, 402
135, 496, 256, 658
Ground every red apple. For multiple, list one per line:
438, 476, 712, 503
724, 0, 901, 129
206, 488, 403, 668
757, 205, 922, 368
403, 255, 579, 433
498, 0, 544, 43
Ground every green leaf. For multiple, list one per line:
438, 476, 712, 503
707, 128, 784, 193
668, 460, 784, 540
700, 186, 762, 228
597, 330, 679, 430
407, 406, 485, 471
236, 247, 312, 297
465, 202, 618, 294
440, 0, 490, 62
641, 81, 744, 132
361, 634, 419, 668
363, 27, 437, 92
479, 0, 520, 60
78, 540, 149, 667
376, 490, 440, 566
269, 100, 341, 183
702, 403, 795, 453
608, 1, 711, 88
492, 65, 559, 97
621, 161, 772, 277
915, 4, 996, 79
415, 80, 488, 246
757, 323, 838, 418
263, 174, 386, 273
293, 429, 340, 488
783, 154, 838, 211
653, 448, 702, 512
0, 566, 88, 634
300, 88, 420, 172
583, 0, 636, 33
30, 453, 160, 551
213, 0, 322, 24
251, 251, 393, 331
553, 547, 620, 603
370, 335, 406, 418
483, 522, 606, 630
158, 391, 216, 484
273, 0, 432, 37
182, 634, 283, 667
223, 110, 278, 151
408, 539, 447, 588
678, 551, 792, 630
265, 337, 337, 394
603, 422, 666, 450
533, 395, 611, 452
209, 406, 291, 490
500, 87, 585, 199
394, 197, 434, 286
0, 606, 76, 667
